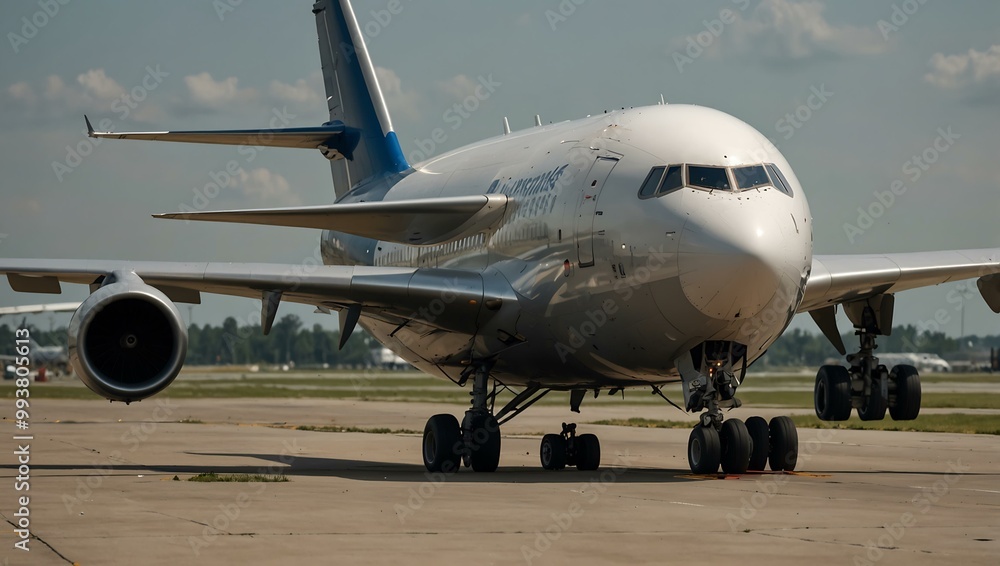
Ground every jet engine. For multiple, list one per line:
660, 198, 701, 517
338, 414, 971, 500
68, 273, 188, 402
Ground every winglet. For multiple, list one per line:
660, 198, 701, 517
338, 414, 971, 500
85, 115, 95, 137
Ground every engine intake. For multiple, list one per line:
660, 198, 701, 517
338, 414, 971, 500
68, 273, 188, 402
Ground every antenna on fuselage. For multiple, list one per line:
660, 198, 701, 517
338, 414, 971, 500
502, 117, 511, 135
659, 94, 667, 105
534, 114, 542, 127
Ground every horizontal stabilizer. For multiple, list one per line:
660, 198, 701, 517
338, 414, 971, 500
86, 116, 357, 160
154, 195, 509, 245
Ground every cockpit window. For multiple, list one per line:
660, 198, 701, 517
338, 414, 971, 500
657, 165, 683, 195
687, 166, 731, 191
766, 164, 793, 196
638, 167, 665, 198
733, 165, 771, 190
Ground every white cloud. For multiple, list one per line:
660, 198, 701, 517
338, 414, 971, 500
183, 72, 256, 108
268, 72, 323, 107
677, 0, 886, 63
43, 75, 69, 100
924, 45, 1000, 95
375, 66, 420, 120
77, 69, 125, 100
436, 74, 479, 100
7, 82, 35, 105
229, 167, 298, 204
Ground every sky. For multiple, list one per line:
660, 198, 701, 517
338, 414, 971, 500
0, 0, 998, 339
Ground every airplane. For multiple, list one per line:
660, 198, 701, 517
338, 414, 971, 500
2, 0, 999, 475
0, 302, 80, 372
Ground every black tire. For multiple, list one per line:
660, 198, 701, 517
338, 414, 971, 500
889, 365, 921, 421
576, 433, 601, 471
745, 416, 770, 471
768, 416, 798, 472
687, 426, 721, 475
720, 419, 751, 474
858, 369, 888, 421
815, 365, 852, 421
540, 434, 567, 470
467, 414, 501, 472
423, 414, 462, 473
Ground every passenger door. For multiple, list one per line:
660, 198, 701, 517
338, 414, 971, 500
574, 157, 619, 267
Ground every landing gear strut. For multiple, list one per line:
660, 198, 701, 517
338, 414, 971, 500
813, 299, 921, 422
422, 362, 502, 473
676, 341, 798, 474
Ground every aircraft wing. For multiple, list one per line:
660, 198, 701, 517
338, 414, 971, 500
0, 260, 501, 337
799, 248, 1000, 313
153, 195, 509, 246
0, 302, 81, 316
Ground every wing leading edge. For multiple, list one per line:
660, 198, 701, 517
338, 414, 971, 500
799, 248, 1000, 314
0, 259, 502, 338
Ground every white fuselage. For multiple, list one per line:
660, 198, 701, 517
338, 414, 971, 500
322, 104, 813, 389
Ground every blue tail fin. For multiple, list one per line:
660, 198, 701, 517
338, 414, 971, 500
314, 0, 409, 198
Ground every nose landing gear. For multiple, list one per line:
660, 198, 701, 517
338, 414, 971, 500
675, 342, 799, 475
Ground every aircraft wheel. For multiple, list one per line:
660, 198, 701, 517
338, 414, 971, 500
768, 416, 798, 472
745, 416, 770, 471
858, 370, 888, 421
467, 413, 501, 472
575, 433, 601, 471
720, 419, 751, 474
889, 365, 921, 421
688, 425, 721, 475
423, 414, 462, 473
540, 434, 567, 470
815, 365, 852, 421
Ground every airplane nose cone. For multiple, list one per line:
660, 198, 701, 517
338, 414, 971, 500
677, 209, 789, 321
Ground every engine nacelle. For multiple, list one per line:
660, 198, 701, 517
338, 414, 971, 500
68, 273, 188, 402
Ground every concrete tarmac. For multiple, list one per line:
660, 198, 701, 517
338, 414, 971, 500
1, 398, 998, 565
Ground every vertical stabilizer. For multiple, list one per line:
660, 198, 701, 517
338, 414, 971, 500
313, 0, 409, 198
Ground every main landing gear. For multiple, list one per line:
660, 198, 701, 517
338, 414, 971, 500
423, 363, 502, 473
421, 362, 603, 473
677, 341, 798, 475
540, 423, 601, 471
813, 300, 921, 423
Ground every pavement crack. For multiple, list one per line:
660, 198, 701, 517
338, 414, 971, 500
1, 514, 76, 564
